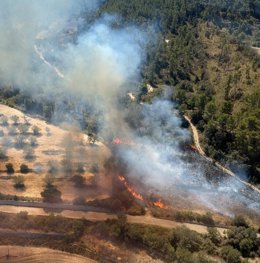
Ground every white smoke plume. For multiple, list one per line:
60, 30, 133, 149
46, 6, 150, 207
0, 1, 259, 218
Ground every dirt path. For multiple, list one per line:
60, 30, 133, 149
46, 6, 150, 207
184, 115, 260, 194
0, 246, 97, 263
0, 204, 227, 235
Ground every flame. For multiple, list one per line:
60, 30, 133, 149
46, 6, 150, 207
153, 199, 165, 208
118, 176, 144, 201
112, 138, 135, 146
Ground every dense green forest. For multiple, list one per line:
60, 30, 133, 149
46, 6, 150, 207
98, 0, 260, 184
0, 0, 259, 183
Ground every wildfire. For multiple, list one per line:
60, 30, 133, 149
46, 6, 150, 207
118, 175, 144, 201
112, 137, 135, 146
153, 199, 166, 209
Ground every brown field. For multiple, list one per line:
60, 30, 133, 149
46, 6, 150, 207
0, 246, 97, 263
0, 104, 111, 202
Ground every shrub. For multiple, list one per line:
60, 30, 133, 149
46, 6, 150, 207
221, 246, 241, 263
18, 124, 29, 134
32, 125, 41, 136
71, 174, 86, 188
232, 215, 249, 228
207, 227, 222, 246
15, 135, 26, 148
73, 197, 86, 205
29, 136, 37, 147
13, 176, 25, 189
11, 115, 19, 125
6, 163, 14, 174
20, 164, 30, 173
0, 116, 8, 126
127, 204, 145, 215
8, 126, 17, 136
0, 148, 7, 160
23, 146, 35, 160
41, 183, 62, 203
171, 226, 203, 253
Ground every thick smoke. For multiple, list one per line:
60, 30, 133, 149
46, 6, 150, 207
117, 98, 260, 216
0, 1, 259, 217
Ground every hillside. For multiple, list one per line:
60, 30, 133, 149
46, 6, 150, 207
97, 0, 260, 184
0, 104, 111, 202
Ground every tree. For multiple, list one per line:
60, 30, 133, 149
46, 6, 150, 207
23, 146, 35, 160
0, 116, 8, 126
11, 115, 19, 125
239, 238, 253, 257
6, 163, 14, 174
32, 125, 41, 136
221, 246, 241, 263
41, 183, 62, 203
232, 215, 249, 228
13, 175, 25, 189
207, 227, 222, 246
20, 164, 29, 174
71, 174, 86, 188
0, 148, 7, 160
18, 124, 29, 135
15, 135, 26, 149
29, 136, 37, 147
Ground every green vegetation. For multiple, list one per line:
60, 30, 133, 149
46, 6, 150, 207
13, 175, 25, 189
5, 162, 14, 174
92, 215, 259, 262
152, 208, 216, 226
71, 174, 86, 188
41, 182, 62, 203
20, 163, 30, 173
97, 0, 260, 184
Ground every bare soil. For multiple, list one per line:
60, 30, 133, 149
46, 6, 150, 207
0, 104, 111, 202
0, 246, 97, 263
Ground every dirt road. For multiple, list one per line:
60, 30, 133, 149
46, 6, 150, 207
184, 115, 260, 194
0, 204, 227, 235
0, 246, 97, 263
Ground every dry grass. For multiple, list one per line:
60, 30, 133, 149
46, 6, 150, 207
0, 246, 97, 263
0, 104, 111, 202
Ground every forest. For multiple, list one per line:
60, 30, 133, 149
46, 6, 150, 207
0, 0, 259, 183
98, 0, 260, 184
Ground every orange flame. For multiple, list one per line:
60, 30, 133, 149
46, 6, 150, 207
112, 138, 135, 146
118, 176, 144, 201
153, 199, 165, 208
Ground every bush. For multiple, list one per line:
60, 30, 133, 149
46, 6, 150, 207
73, 197, 86, 205
221, 246, 241, 263
41, 183, 62, 203
207, 227, 222, 246
0, 148, 7, 160
29, 136, 37, 147
13, 175, 25, 189
171, 226, 203, 253
18, 124, 29, 134
71, 174, 86, 188
11, 115, 19, 125
0, 116, 8, 126
6, 163, 14, 174
23, 146, 35, 160
32, 125, 41, 136
127, 204, 145, 215
20, 164, 29, 173
232, 215, 249, 228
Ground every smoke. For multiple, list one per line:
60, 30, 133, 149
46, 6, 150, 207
116, 98, 260, 216
0, 1, 259, 217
